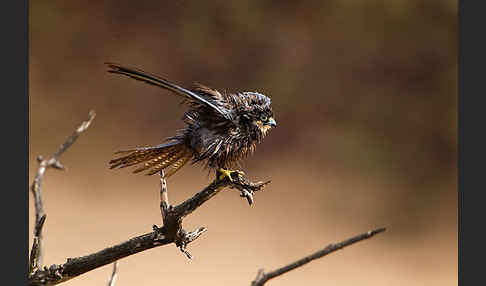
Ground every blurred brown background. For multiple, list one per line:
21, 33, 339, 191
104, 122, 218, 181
29, 1, 457, 285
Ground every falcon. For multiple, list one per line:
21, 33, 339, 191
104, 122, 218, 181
106, 63, 276, 181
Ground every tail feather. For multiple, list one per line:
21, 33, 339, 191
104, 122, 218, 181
109, 142, 192, 177
109, 147, 175, 169
134, 147, 185, 174
147, 150, 190, 175
148, 150, 192, 175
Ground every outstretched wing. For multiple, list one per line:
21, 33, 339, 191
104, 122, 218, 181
192, 83, 224, 102
105, 63, 232, 120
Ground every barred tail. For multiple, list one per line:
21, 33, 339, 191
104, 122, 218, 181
109, 141, 193, 177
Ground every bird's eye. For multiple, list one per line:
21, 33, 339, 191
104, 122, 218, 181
260, 115, 268, 121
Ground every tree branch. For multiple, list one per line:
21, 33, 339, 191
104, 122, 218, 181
29, 155, 269, 285
29, 214, 46, 274
251, 227, 387, 286
29, 110, 96, 274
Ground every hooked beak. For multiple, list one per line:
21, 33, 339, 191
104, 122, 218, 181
265, 117, 277, 128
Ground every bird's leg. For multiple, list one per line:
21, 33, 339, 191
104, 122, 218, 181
216, 168, 245, 182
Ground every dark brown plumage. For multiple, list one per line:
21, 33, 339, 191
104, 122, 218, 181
106, 63, 276, 178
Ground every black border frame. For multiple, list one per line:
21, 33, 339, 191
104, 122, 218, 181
459, 0, 483, 285
2, 0, 29, 285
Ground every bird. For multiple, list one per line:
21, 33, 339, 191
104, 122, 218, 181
106, 63, 277, 181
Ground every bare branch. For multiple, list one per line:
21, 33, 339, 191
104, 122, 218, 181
251, 227, 387, 286
156, 170, 269, 260
29, 172, 269, 285
29, 215, 46, 274
159, 170, 169, 222
106, 261, 118, 286
52, 110, 96, 159
29, 110, 96, 271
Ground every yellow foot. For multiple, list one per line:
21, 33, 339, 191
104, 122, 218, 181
217, 168, 245, 182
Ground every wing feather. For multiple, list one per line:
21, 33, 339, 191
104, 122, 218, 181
105, 63, 232, 120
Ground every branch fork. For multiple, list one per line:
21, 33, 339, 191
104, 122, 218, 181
154, 169, 269, 259
29, 110, 96, 277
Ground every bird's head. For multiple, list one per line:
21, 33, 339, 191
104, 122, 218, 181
238, 92, 277, 138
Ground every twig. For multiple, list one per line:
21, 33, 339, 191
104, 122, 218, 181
29, 110, 96, 272
29, 171, 269, 286
106, 261, 118, 286
159, 170, 169, 222
251, 227, 387, 286
29, 215, 46, 274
